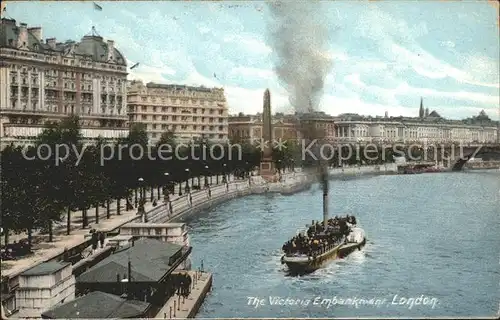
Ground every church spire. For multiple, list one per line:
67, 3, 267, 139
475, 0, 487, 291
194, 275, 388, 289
419, 97, 424, 118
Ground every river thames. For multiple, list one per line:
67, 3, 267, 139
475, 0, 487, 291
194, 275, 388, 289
179, 171, 500, 318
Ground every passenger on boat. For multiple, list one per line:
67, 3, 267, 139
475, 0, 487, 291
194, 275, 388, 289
282, 215, 355, 256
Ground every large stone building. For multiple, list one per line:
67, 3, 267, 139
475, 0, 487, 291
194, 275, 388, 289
334, 102, 498, 144
127, 80, 229, 143
228, 111, 336, 143
229, 100, 498, 146
0, 19, 129, 148
228, 112, 298, 142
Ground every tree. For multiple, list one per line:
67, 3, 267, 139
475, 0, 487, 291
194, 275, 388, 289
36, 115, 85, 234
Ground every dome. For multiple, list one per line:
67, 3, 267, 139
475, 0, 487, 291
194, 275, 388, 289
71, 35, 126, 66
0, 19, 126, 66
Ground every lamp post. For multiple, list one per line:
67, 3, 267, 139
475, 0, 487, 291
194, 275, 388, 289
184, 168, 190, 193
163, 172, 170, 202
223, 163, 227, 183
204, 165, 209, 187
137, 177, 145, 214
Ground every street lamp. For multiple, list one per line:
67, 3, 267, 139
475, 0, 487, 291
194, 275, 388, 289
223, 163, 227, 183
138, 177, 144, 199
163, 172, 170, 201
204, 165, 209, 187
137, 177, 145, 214
184, 168, 190, 193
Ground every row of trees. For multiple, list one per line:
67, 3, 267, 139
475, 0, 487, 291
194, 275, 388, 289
1, 117, 265, 246
2, 116, 412, 247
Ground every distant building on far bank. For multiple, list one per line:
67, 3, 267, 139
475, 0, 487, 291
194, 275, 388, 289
333, 101, 498, 144
228, 111, 335, 143
0, 18, 129, 149
127, 80, 229, 144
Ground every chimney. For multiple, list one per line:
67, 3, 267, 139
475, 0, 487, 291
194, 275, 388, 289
17, 23, 28, 48
28, 27, 42, 42
107, 40, 115, 61
46, 38, 56, 49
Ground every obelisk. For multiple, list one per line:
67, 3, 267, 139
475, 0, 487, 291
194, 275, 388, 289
259, 89, 277, 182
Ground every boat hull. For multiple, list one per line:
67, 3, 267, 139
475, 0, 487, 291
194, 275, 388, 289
282, 238, 366, 274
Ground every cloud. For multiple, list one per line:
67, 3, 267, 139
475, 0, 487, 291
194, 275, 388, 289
127, 59, 175, 83
198, 26, 211, 35
223, 34, 272, 54
343, 73, 363, 87
229, 67, 274, 79
342, 72, 499, 106
440, 40, 456, 48
320, 94, 411, 117
354, 5, 499, 90
390, 44, 499, 89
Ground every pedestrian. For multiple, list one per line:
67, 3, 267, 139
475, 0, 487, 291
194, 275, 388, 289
183, 273, 190, 297
91, 232, 98, 254
98, 232, 105, 248
178, 274, 184, 295
173, 274, 179, 295
186, 274, 192, 295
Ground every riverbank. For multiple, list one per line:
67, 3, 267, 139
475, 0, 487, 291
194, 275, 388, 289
144, 171, 314, 223
1, 164, 396, 279
329, 163, 398, 177
143, 165, 399, 224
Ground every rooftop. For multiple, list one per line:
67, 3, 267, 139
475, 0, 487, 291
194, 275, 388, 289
77, 238, 184, 283
21, 261, 71, 276
0, 19, 126, 66
41, 291, 150, 319
147, 82, 214, 92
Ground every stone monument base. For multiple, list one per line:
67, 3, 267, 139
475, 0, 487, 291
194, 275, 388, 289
259, 159, 278, 182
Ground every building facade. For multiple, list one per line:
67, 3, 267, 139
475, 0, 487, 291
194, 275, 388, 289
333, 107, 498, 144
228, 111, 336, 143
0, 19, 129, 148
127, 80, 229, 144
15, 261, 75, 318
229, 105, 497, 146
228, 113, 297, 143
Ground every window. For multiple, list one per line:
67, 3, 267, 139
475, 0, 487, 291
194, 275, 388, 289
132, 229, 140, 235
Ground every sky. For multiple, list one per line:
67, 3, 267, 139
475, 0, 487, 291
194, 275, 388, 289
3, 0, 499, 119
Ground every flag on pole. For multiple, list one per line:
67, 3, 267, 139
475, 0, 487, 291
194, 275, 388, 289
130, 62, 140, 70
93, 2, 103, 11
